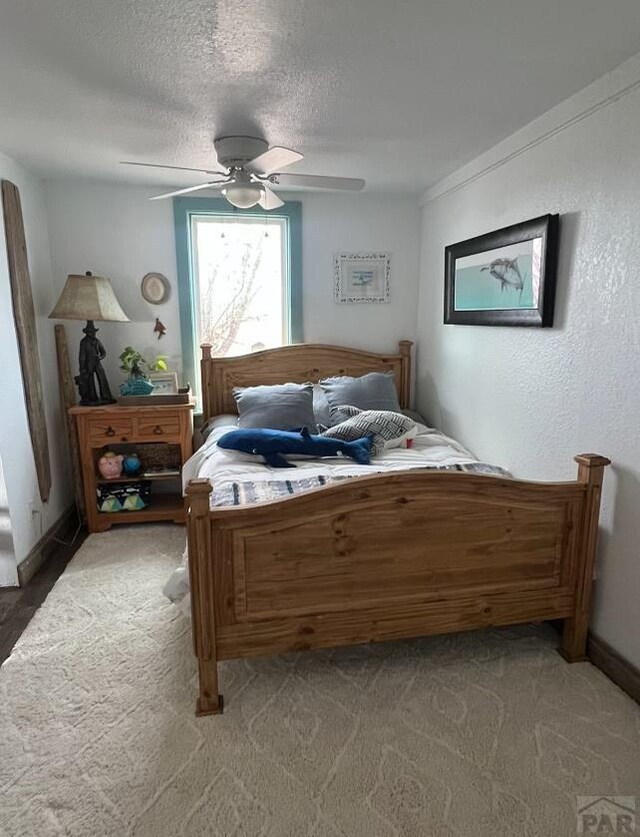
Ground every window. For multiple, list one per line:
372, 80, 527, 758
174, 198, 301, 399
192, 214, 287, 356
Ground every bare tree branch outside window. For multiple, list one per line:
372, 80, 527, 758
195, 218, 285, 357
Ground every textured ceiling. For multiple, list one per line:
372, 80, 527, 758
0, 0, 639, 193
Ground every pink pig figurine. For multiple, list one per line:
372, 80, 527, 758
98, 451, 124, 480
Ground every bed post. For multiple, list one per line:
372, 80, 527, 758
200, 343, 213, 423
560, 453, 611, 663
398, 340, 413, 409
186, 478, 223, 715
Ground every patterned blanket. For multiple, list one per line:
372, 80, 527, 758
211, 462, 510, 507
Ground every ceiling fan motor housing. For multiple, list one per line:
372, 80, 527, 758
214, 136, 268, 169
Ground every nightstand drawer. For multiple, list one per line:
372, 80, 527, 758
137, 413, 181, 439
88, 417, 134, 442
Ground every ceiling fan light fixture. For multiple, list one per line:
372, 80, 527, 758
222, 182, 264, 209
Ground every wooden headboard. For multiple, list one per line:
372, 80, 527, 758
200, 340, 413, 421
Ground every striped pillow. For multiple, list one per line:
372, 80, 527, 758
320, 406, 416, 456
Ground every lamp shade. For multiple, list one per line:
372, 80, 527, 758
222, 183, 264, 209
49, 272, 129, 322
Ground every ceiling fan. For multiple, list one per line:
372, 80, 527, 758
121, 136, 365, 210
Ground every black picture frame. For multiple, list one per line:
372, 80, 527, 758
444, 214, 559, 327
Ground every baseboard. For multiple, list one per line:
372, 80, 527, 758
588, 632, 640, 705
17, 506, 78, 587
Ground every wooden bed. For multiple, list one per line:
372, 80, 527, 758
186, 340, 609, 716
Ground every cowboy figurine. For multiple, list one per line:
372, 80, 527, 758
76, 320, 115, 405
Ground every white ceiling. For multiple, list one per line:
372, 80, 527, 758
1, 0, 639, 193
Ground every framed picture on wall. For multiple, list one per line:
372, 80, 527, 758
334, 252, 390, 304
444, 214, 559, 327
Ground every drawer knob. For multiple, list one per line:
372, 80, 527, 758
153, 425, 163, 435
105, 426, 115, 437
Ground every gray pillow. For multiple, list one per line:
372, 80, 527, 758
320, 372, 401, 422
402, 408, 429, 428
233, 383, 316, 431
313, 384, 334, 429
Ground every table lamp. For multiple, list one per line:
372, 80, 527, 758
49, 271, 130, 406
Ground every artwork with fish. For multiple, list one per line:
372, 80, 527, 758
454, 240, 537, 310
444, 214, 559, 327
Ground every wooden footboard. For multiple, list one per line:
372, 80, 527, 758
186, 454, 609, 716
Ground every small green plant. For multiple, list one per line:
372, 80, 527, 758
119, 347, 145, 378
119, 347, 168, 378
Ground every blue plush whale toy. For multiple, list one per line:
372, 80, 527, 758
217, 427, 372, 468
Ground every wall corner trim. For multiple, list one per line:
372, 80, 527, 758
420, 53, 640, 207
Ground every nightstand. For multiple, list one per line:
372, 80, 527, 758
70, 402, 194, 533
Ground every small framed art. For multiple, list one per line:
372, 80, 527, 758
149, 372, 179, 395
444, 214, 559, 327
334, 252, 390, 304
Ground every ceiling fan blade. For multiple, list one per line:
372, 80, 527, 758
269, 173, 365, 191
149, 181, 227, 201
121, 161, 225, 175
245, 146, 304, 176
258, 186, 285, 211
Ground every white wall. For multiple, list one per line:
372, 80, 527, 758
44, 182, 183, 389
417, 55, 640, 668
299, 193, 420, 349
0, 151, 71, 583
0, 453, 16, 584
43, 181, 421, 392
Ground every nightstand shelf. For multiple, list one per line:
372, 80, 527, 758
96, 492, 184, 524
95, 472, 181, 485
70, 402, 194, 533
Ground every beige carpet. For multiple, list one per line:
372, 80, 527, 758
1, 525, 639, 837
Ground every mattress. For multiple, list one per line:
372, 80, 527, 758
184, 416, 507, 507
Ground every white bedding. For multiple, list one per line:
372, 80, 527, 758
184, 418, 484, 496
